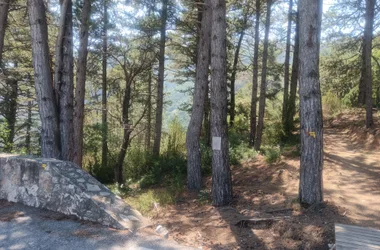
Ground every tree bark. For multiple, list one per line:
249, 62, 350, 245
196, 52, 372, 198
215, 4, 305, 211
229, 13, 247, 127
145, 69, 152, 150
26, 90, 32, 155
282, 0, 293, 125
0, 0, 10, 65
203, 81, 211, 146
115, 77, 133, 184
284, 10, 299, 137
186, 0, 211, 191
102, 0, 108, 170
28, 0, 60, 158
210, 0, 232, 206
358, 45, 366, 106
3, 78, 18, 152
55, 0, 74, 161
298, 0, 323, 206
254, 0, 272, 151
73, 0, 91, 167
250, 0, 260, 146
153, 0, 168, 157
364, 0, 374, 128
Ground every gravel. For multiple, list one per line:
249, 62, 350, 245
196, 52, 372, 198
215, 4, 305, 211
0, 201, 197, 250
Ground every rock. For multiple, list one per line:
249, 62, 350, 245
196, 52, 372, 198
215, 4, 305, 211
86, 184, 101, 192
0, 154, 149, 231
155, 225, 169, 239
328, 243, 336, 250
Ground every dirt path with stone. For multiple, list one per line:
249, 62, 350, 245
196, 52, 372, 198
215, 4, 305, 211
148, 110, 380, 249
323, 119, 380, 228
0, 200, 197, 250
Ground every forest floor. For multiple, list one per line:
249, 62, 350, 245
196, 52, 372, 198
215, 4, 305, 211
141, 109, 380, 250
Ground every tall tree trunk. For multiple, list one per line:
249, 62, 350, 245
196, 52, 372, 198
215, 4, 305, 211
0, 0, 10, 65
250, 0, 260, 146
229, 14, 247, 127
3, 78, 18, 152
54, 0, 74, 161
282, 0, 293, 124
73, 0, 91, 167
28, 0, 60, 158
210, 0, 232, 206
203, 81, 211, 146
145, 69, 152, 150
359, 47, 367, 106
153, 0, 168, 156
364, 0, 375, 128
26, 90, 32, 155
102, 0, 108, 170
284, 10, 299, 137
254, 0, 272, 151
115, 78, 132, 184
186, 0, 211, 191
298, 0, 323, 206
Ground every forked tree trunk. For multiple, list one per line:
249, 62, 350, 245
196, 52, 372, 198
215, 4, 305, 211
284, 10, 299, 137
186, 0, 212, 191
282, 0, 293, 125
298, 0, 323, 206
364, 0, 375, 128
102, 0, 108, 170
73, 0, 91, 167
210, 0, 232, 206
28, 0, 60, 158
0, 0, 10, 65
54, 0, 74, 161
254, 0, 272, 151
250, 0, 260, 146
153, 0, 168, 156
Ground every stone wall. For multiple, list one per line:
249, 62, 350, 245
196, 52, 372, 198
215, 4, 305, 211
0, 154, 148, 231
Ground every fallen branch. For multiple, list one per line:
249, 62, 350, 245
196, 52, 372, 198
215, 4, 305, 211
235, 216, 290, 228
265, 208, 293, 214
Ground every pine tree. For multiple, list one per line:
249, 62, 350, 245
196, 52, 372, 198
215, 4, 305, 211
298, 0, 324, 206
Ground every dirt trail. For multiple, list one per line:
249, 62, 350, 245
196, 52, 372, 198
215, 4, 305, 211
323, 126, 380, 228
149, 111, 380, 249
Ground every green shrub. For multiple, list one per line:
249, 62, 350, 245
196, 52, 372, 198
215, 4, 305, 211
323, 91, 345, 116
124, 189, 176, 215
122, 116, 187, 189
200, 141, 212, 175
342, 86, 359, 107
83, 123, 114, 183
262, 145, 281, 164
198, 189, 211, 205
108, 183, 132, 198
230, 142, 258, 165
262, 120, 284, 146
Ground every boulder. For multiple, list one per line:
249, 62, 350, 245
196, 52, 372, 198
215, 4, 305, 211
0, 154, 149, 231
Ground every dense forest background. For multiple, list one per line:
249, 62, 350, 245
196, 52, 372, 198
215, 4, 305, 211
0, 0, 377, 204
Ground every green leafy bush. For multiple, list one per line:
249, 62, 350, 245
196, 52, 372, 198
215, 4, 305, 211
200, 141, 212, 175
342, 86, 359, 107
124, 189, 176, 215
123, 116, 187, 189
323, 91, 345, 117
262, 145, 281, 164
230, 142, 257, 165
